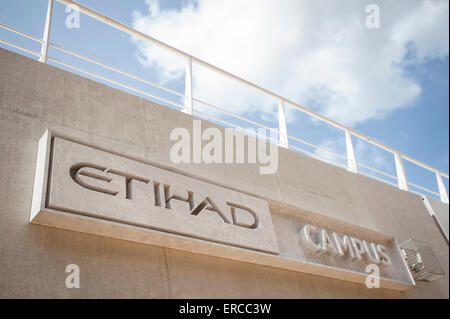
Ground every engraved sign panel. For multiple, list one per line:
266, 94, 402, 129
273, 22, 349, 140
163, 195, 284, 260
30, 131, 415, 291
270, 213, 415, 289
31, 132, 279, 254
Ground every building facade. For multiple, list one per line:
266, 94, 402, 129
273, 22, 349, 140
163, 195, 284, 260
0, 48, 448, 298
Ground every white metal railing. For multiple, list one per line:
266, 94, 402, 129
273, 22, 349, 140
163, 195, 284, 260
0, 0, 448, 204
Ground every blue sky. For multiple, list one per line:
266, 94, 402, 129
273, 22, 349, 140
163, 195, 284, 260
0, 0, 448, 199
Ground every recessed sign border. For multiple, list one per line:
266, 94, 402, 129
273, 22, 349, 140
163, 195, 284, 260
30, 130, 415, 292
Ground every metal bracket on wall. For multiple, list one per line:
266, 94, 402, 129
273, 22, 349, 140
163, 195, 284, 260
400, 239, 445, 282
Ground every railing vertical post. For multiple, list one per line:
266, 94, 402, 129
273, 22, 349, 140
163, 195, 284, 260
278, 99, 289, 148
435, 172, 449, 203
345, 129, 357, 173
182, 56, 193, 115
39, 0, 53, 63
394, 152, 409, 191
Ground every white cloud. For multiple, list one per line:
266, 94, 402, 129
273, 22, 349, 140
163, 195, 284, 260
391, 0, 450, 63
130, 0, 449, 126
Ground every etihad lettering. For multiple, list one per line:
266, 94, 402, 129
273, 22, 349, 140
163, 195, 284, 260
70, 162, 259, 230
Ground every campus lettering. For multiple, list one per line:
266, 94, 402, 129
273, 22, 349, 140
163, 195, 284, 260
300, 224, 392, 266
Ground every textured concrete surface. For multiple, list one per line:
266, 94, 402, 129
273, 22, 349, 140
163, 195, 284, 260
0, 48, 448, 298
423, 196, 449, 242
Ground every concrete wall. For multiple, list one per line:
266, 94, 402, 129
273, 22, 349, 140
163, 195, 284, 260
0, 48, 448, 298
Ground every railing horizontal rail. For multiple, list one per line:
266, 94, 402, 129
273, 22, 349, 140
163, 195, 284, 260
410, 189, 435, 199
356, 161, 398, 181
193, 109, 279, 144
47, 57, 184, 109
193, 97, 279, 134
50, 43, 185, 98
358, 170, 400, 188
288, 134, 349, 162
408, 182, 440, 197
402, 156, 448, 179
0, 23, 43, 43
0, 38, 41, 57
289, 144, 348, 169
